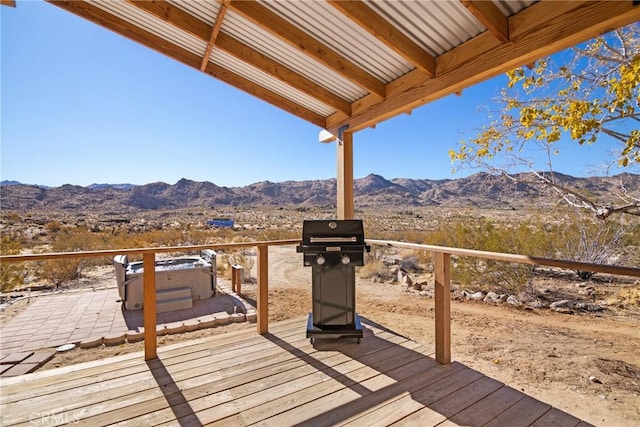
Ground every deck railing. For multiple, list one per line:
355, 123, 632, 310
366, 239, 640, 364
1, 239, 639, 364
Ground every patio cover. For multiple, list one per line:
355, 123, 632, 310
6, 0, 639, 216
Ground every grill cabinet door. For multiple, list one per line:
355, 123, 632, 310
312, 264, 355, 326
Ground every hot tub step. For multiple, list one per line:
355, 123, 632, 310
157, 297, 193, 313
156, 287, 192, 301
156, 287, 192, 313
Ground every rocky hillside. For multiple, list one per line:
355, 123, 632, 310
1, 172, 638, 213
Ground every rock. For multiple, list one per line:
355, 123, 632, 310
397, 269, 412, 287
550, 299, 574, 309
412, 281, 422, 291
420, 283, 432, 292
589, 375, 603, 384
506, 295, 519, 305
483, 291, 500, 303
554, 307, 574, 314
587, 304, 605, 312
527, 300, 545, 309
470, 291, 485, 301
499, 294, 509, 302
574, 302, 587, 310
418, 291, 431, 297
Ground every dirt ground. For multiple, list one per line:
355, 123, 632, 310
2, 245, 639, 426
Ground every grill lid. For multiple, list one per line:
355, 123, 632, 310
296, 219, 370, 254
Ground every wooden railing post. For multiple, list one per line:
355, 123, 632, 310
435, 252, 451, 364
257, 245, 269, 334
143, 252, 157, 360
231, 264, 243, 295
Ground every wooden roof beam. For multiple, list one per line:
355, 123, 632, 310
326, 0, 640, 135
460, 0, 509, 42
1, 0, 16, 7
201, 0, 229, 72
328, 0, 436, 77
47, 0, 325, 127
127, 0, 350, 115
215, 34, 352, 115
226, 0, 387, 99
203, 62, 326, 127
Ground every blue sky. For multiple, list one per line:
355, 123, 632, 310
1, 1, 626, 188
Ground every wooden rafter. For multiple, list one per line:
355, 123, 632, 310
200, 1, 229, 71
47, 0, 326, 127
226, 0, 387, 99
460, 0, 509, 42
215, 34, 352, 115
203, 62, 326, 126
326, 0, 640, 135
127, 0, 350, 115
328, 0, 436, 77
1, 0, 16, 7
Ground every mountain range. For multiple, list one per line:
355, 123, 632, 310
1, 172, 638, 213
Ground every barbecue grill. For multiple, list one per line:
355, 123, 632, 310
296, 219, 370, 343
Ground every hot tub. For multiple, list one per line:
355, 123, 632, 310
113, 250, 216, 311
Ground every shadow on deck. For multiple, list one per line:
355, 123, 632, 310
0, 317, 592, 426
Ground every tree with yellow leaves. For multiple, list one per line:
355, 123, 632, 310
451, 24, 639, 220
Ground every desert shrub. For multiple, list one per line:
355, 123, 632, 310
358, 260, 390, 281
0, 236, 26, 291
45, 221, 63, 234
416, 218, 555, 293
256, 229, 299, 241
359, 244, 394, 281
216, 249, 256, 280
39, 258, 82, 288
558, 216, 629, 280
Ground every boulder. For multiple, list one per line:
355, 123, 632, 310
506, 295, 520, 305
470, 291, 485, 301
550, 300, 574, 309
483, 291, 500, 303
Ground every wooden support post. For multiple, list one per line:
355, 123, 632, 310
143, 252, 157, 360
337, 130, 354, 220
257, 245, 269, 334
232, 264, 243, 295
434, 252, 451, 364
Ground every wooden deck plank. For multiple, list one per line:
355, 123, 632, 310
0, 317, 594, 427
70, 329, 412, 426
530, 407, 583, 427
483, 395, 552, 427
219, 343, 432, 427
435, 384, 525, 427
1, 329, 310, 421
339, 366, 485, 427
115, 331, 420, 426
0, 317, 302, 398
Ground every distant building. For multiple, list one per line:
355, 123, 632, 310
207, 218, 234, 228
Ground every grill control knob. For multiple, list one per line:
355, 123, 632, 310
316, 255, 326, 265
341, 255, 350, 265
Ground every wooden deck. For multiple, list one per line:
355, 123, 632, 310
0, 317, 592, 427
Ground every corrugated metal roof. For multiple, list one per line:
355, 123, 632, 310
212, 49, 337, 117
48, 0, 638, 134
259, 0, 414, 82
90, 0, 206, 56
221, 11, 366, 102
366, 0, 484, 55
169, 0, 220, 26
